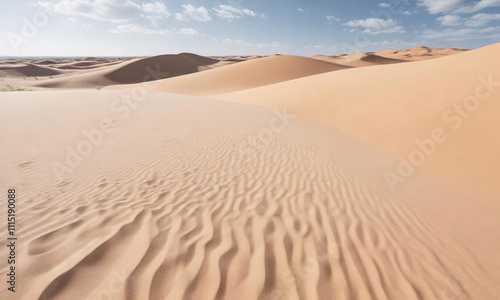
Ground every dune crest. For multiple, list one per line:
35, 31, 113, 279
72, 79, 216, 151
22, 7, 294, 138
1, 43, 499, 300
218, 43, 500, 189
107, 55, 350, 96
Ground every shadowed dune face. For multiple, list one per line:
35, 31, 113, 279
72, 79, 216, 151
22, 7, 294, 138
104, 53, 219, 84
106, 55, 351, 96
54, 60, 126, 70
0, 63, 62, 77
320, 53, 407, 67
12, 53, 221, 89
0, 46, 465, 91
1, 91, 499, 300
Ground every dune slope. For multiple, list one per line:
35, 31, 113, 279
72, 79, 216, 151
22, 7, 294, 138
1, 90, 498, 300
107, 55, 350, 96
34, 53, 219, 88
314, 53, 406, 67
218, 43, 500, 191
0, 63, 62, 77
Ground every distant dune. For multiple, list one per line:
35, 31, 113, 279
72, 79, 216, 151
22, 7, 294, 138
104, 53, 219, 84
0, 63, 62, 77
30, 53, 219, 88
108, 55, 350, 96
1, 44, 499, 300
218, 43, 500, 191
375, 46, 468, 61
313, 53, 406, 67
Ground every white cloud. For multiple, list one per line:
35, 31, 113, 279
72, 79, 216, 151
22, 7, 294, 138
222, 39, 286, 50
257, 41, 286, 50
175, 28, 199, 35
111, 24, 169, 35
313, 40, 418, 55
37, 0, 170, 23
344, 18, 405, 34
111, 24, 198, 36
465, 13, 500, 26
455, 0, 500, 13
326, 15, 340, 23
212, 5, 261, 20
175, 4, 211, 22
437, 15, 462, 26
379, 3, 391, 8
423, 26, 500, 40
418, 0, 462, 14
305, 44, 325, 50
222, 38, 252, 46
298, 8, 304, 13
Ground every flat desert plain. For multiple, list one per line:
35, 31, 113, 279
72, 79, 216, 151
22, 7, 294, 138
1, 44, 499, 300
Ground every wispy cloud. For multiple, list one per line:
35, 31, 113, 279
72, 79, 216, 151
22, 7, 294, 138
418, 0, 462, 14
344, 18, 405, 34
326, 15, 340, 23
175, 28, 199, 35
110, 24, 198, 36
437, 15, 462, 26
37, 0, 170, 23
111, 24, 170, 35
222, 38, 286, 50
212, 5, 263, 20
222, 38, 251, 46
175, 4, 211, 22
465, 13, 500, 26
455, 0, 500, 13
423, 26, 500, 40
420, 0, 500, 15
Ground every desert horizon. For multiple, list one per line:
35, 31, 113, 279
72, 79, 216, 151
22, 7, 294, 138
2, 1, 500, 300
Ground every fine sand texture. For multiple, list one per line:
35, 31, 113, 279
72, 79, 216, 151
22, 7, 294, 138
217, 43, 500, 191
1, 45, 499, 300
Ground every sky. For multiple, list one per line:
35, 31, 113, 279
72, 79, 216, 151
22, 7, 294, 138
1, 0, 499, 56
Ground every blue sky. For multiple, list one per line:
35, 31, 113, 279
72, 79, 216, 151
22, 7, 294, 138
1, 0, 499, 56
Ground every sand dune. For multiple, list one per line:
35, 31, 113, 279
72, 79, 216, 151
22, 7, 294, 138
218, 43, 500, 189
313, 53, 406, 67
53, 60, 126, 70
29, 53, 219, 88
215, 44, 500, 271
104, 53, 218, 84
0, 47, 464, 91
310, 46, 466, 67
1, 90, 499, 300
107, 55, 350, 96
0, 63, 62, 77
375, 46, 468, 61
1, 44, 499, 300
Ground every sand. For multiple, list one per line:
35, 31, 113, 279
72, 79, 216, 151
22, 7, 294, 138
1, 45, 499, 300
105, 55, 350, 96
